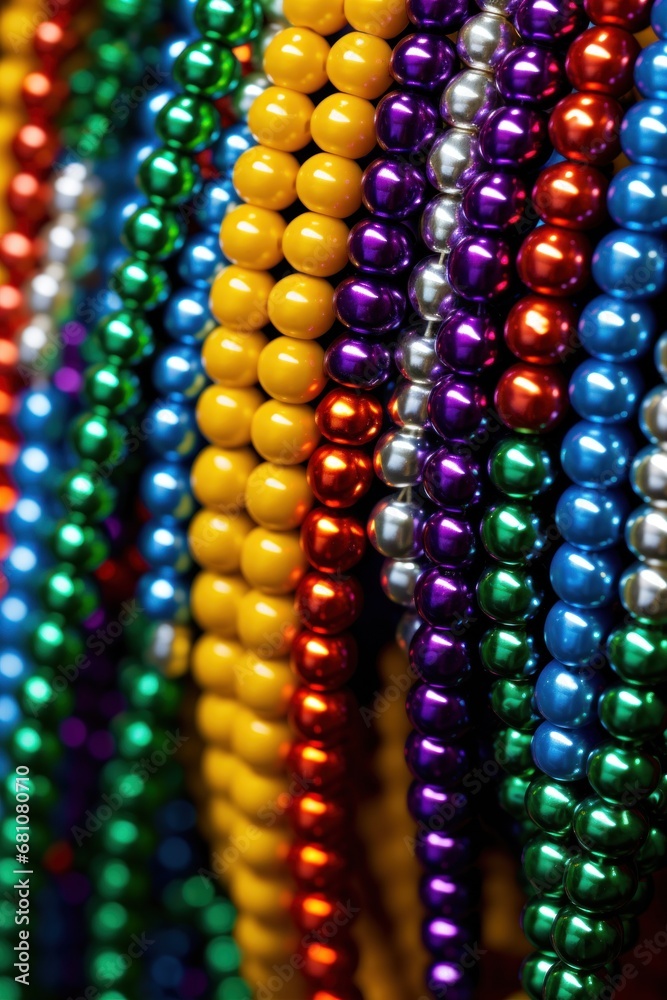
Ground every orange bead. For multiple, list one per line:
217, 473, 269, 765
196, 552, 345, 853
295, 573, 363, 634
300, 509, 366, 574
517, 226, 591, 297
532, 163, 609, 231
306, 446, 373, 508
548, 92, 623, 166
315, 389, 383, 445
505, 296, 578, 365
495, 363, 568, 434
290, 630, 358, 690
565, 26, 639, 96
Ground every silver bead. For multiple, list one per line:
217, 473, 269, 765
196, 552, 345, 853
656, 332, 667, 383
631, 446, 667, 506
457, 12, 518, 72
427, 128, 481, 195
640, 386, 667, 444
25, 263, 70, 316
373, 427, 433, 487
381, 558, 427, 608
440, 69, 499, 132
626, 505, 667, 562
52, 164, 87, 213
42, 214, 78, 264
18, 314, 58, 375
368, 494, 427, 559
388, 380, 432, 429
231, 72, 270, 119
145, 621, 178, 670
620, 562, 667, 624
477, 0, 520, 16
408, 254, 459, 322
396, 612, 421, 653
420, 193, 468, 253
395, 329, 446, 385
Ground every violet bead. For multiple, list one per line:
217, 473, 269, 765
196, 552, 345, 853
436, 309, 498, 375
375, 91, 439, 154
448, 235, 512, 300
391, 33, 458, 92
429, 375, 488, 441
496, 46, 567, 108
407, 0, 472, 32
427, 961, 477, 1000
463, 171, 528, 232
407, 683, 472, 736
324, 335, 392, 389
416, 830, 474, 871
405, 730, 470, 784
514, 0, 586, 45
420, 873, 478, 916
414, 567, 474, 629
362, 158, 428, 218
423, 512, 477, 569
423, 917, 474, 961
479, 106, 549, 167
334, 276, 405, 334
409, 624, 471, 686
348, 219, 414, 275
408, 783, 471, 828
423, 448, 482, 510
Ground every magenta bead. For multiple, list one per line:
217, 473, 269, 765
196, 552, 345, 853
407, 683, 471, 737
423, 448, 482, 510
416, 830, 474, 872
324, 335, 392, 388
334, 276, 405, 334
463, 171, 528, 232
362, 157, 428, 218
515, 0, 585, 44
497, 46, 567, 108
407, 0, 472, 31
423, 917, 474, 961
409, 625, 471, 686
414, 568, 474, 630
427, 961, 476, 1000
448, 236, 512, 300
347, 219, 414, 275
405, 731, 470, 784
479, 106, 549, 167
391, 33, 458, 92
428, 376, 488, 441
421, 873, 479, 916
423, 513, 476, 569
408, 783, 471, 828
435, 309, 498, 375
375, 91, 439, 153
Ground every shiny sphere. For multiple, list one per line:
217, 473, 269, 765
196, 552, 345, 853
375, 90, 439, 154
566, 26, 639, 96
247, 86, 314, 152
544, 602, 611, 666
381, 558, 425, 607
533, 163, 609, 231
406, 0, 471, 32
210, 266, 274, 331
429, 376, 487, 441
233, 146, 299, 212
505, 296, 577, 365
569, 359, 642, 424
584, 0, 651, 30
264, 27, 330, 93
631, 445, 667, 504
436, 308, 498, 374
301, 509, 366, 574
561, 422, 634, 488
620, 564, 667, 625
316, 389, 382, 445
296, 153, 362, 219
335, 276, 406, 333
414, 568, 474, 630
408, 255, 458, 322
549, 92, 623, 166
268, 273, 335, 341
495, 364, 567, 433
202, 326, 267, 387
440, 69, 498, 131
556, 486, 628, 550
388, 380, 431, 429
479, 106, 549, 167
283, 0, 346, 34
391, 32, 456, 92
574, 795, 649, 858
240, 527, 307, 595
373, 427, 433, 487
307, 445, 373, 507
532, 723, 601, 781
362, 156, 428, 218
489, 437, 554, 498
551, 906, 623, 970
257, 337, 325, 404
534, 660, 604, 729
282, 211, 348, 277
481, 503, 543, 563
220, 204, 285, 270
621, 99, 667, 166
178, 232, 223, 288
348, 219, 414, 274
246, 462, 312, 530
640, 386, 667, 444
345, 0, 409, 37
423, 448, 482, 510
477, 566, 542, 624
608, 623, 667, 687
421, 193, 468, 252
636, 41, 667, 100
153, 344, 205, 399
396, 328, 445, 384
611, 165, 667, 236
291, 631, 357, 691
587, 742, 660, 805
368, 494, 426, 559
578, 296, 654, 361
326, 31, 392, 100
250, 399, 319, 464
525, 774, 581, 837
463, 171, 527, 232
310, 93, 377, 159
295, 573, 363, 634
448, 235, 511, 300
542, 964, 608, 1000
324, 335, 392, 389
457, 13, 518, 73
497, 46, 567, 108
518, 226, 591, 296
626, 505, 667, 561
427, 129, 481, 195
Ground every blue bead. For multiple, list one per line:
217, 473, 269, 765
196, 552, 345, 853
126, 140, 156, 181
138, 521, 192, 573
555, 486, 629, 550
211, 123, 255, 175
0, 593, 36, 646
635, 41, 667, 100
578, 296, 654, 361
0, 696, 20, 738
177, 233, 225, 288
550, 543, 621, 609
532, 722, 601, 781
176, 0, 198, 29
194, 178, 240, 232
0, 650, 31, 692
6, 495, 53, 542
164, 288, 215, 344
138, 88, 176, 136
569, 360, 643, 424
137, 572, 189, 622
608, 165, 667, 231
544, 602, 612, 667
621, 100, 667, 166
158, 799, 196, 833
140, 462, 195, 521
4, 543, 50, 591
157, 835, 192, 872
12, 445, 60, 491
561, 422, 635, 488
161, 36, 191, 74
534, 660, 605, 729
592, 230, 667, 300
148, 400, 200, 460
152, 343, 206, 399
654, 0, 667, 38
16, 387, 67, 441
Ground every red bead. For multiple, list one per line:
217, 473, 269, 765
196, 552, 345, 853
301, 508, 366, 574
566, 26, 640, 96
315, 389, 383, 445
292, 892, 353, 935
0, 420, 21, 467
288, 841, 346, 890
0, 339, 19, 376
548, 93, 623, 166
13, 125, 59, 174
517, 226, 591, 297
532, 163, 609, 230
0, 286, 26, 337
495, 363, 568, 433
295, 573, 363, 634
307, 446, 373, 508
289, 792, 347, 842
291, 631, 358, 690
505, 296, 578, 365
584, 0, 652, 31
7, 174, 51, 231
0, 472, 18, 514
313, 990, 364, 1000
301, 940, 359, 989
22, 71, 68, 117
0, 233, 38, 282
290, 688, 355, 747
289, 742, 347, 790
34, 21, 78, 65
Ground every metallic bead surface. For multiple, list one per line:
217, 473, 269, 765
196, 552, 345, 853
420, 194, 468, 253
620, 563, 667, 624
457, 13, 518, 72
368, 495, 426, 559
640, 386, 667, 443
625, 506, 667, 561
374, 427, 433, 487
440, 69, 499, 132
427, 129, 481, 195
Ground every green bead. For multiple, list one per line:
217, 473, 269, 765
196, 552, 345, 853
20, 672, 74, 722
95, 310, 153, 364
573, 796, 649, 857
110, 257, 170, 310
31, 618, 84, 668
60, 469, 117, 522
494, 727, 535, 776
525, 775, 582, 838
156, 95, 220, 152
90, 950, 130, 988
523, 834, 570, 897
599, 686, 667, 741
522, 896, 563, 951
41, 567, 97, 622
477, 567, 542, 624
489, 437, 555, 498
498, 774, 532, 820
200, 898, 236, 936
648, 773, 667, 820
551, 904, 622, 969
543, 963, 610, 1000
195, 0, 261, 45
89, 901, 132, 942
122, 205, 186, 260
100, 761, 146, 805
564, 855, 637, 913
215, 977, 251, 1000
71, 413, 125, 465
608, 625, 667, 686
479, 627, 539, 678
491, 677, 540, 730
174, 39, 241, 98
52, 521, 109, 572
481, 502, 544, 562
635, 825, 667, 876
520, 951, 557, 1000
138, 148, 201, 207
206, 935, 241, 976
587, 742, 661, 805
119, 663, 180, 717
84, 364, 139, 416
111, 715, 155, 759
102, 0, 160, 23
102, 816, 154, 858
11, 724, 59, 768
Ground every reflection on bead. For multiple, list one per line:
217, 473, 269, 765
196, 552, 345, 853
544, 602, 611, 667
368, 495, 426, 559
556, 486, 628, 551
441, 69, 499, 132
532, 722, 601, 781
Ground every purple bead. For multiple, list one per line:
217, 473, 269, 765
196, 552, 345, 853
423, 917, 473, 960
497, 47, 567, 108
334, 276, 405, 334
514, 0, 586, 45
375, 91, 438, 154
414, 568, 474, 630
428, 376, 488, 441
391, 33, 457, 92
407, 683, 471, 737
324, 335, 392, 389
423, 513, 476, 569
410, 625, 470, 686
423, 448, 482, 510
448, 236, 512, 300
347, 219, 414, 275
463, 171, 528, 232
427, 961, 477, 1000
362, 157, 427, 218
407, 0, 472, 32
420, 874, 478, 916
436, 309, 498, 375
405, 731, 470, 784
479, 106, 549, 167
416, 830, 474, 872
408, 782, 471, 828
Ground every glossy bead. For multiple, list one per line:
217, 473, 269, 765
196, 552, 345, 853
626, 505, 667, 561
232, 146, 298, 213
283, 0, 346, 34
574, 796, 648, 857
246, 463, 313, 530
325, 336, 392, 389
405, 732, 470, 785
220, 205, 285, 270
174, 38, 241, 98
435, 309, 497, 375
363, 157, 427, 218
551, 906, 622, 970
346, 0, 409, 36
195, 0, 261, 43
505, 296, 575, 366
518, 227, 591, 297
621, 100, 667, 166
251, 400, 319, 465
202, 327, 267, 387
549, 93, 623, 166
368, 495, 426, 559
544, 602, 611, 667
566, 26, 639, 97
542, 964, 607, 1000
584, 0, 651, 30
440, 69, 499, 132
495, 364, 567, 434
240, 528, 307, 595
599, 686, 667, 741
247, 87, 314, 152
516, 0, 584, 43
407, 684, 470, 738
348, 219, 413, 275
335, 276, 405, 333
550, 544, 620, 609
291, 687, 355, 746
480, 627, 538, 678
477, 567, 542, 625
534, 660, 604, 730
481, 503, 543, 563
525, 775, 581, 837
391, 33, 456, 92
316, 390, 382, 445
497, 46, 566, 108
188, 510, 252, 573
327, 32, 392, 99
421, 194, 468, 252
640, 389, 667, 444
635, 41, 667, 100
587, 742, 660, 805
493, 677, 539, 730
631, 445, 667, 504
376, 91, 438, 154
282, 212, 348, 277
414, 569, 474, 630
210, 266, 274, 331
296, 153, 362, 220
533, 163, 608, 232
556, 486, 628, 551
620, 563, 667, 625
523, 834, 570, 896
463, 171, 527, 232
310, 94, 377, 159
489, 438, 554, 498
427, 130, 481, 196
522, 897, 562, 952
609, 166, 667, 236
258, 337, 325, 404
570, 359, 642, 425
267, 274, 334, 341
264, 27, 330, 93
532, 723, 600, 781
307, 446, 373, 507
448, 235, 511, 300
479, 106, 548, 168
428, 376, 487, 441
579, 296, 654, 362
237, 590, 298, 656
295, 573, 363, 634
196, 385, 262, 447
608, 624, 667, 688
191, 572, 248, 635
301, 509, 366, 574
457, 12, 518, 72
561, 422, 634, 488
156, 95, 220, 152
423, 449, 482, 510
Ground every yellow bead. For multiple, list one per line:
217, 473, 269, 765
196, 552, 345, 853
201, 746, 235, 794
207, 795, 236, 838
264, 27, 331, 94
190, 572, 249, 635
210, 265, 274, 331
196, 692, 236, 745
191, 634, 239, 694
190, 446, 257, 511
344, 0, 410, 38
234, 654, 295, 717
230, 821, 290, 876
228, 864, 292, 920
310, 93, 377, 158
164, 624, 192, 679
258, 337, 326, 405
188, 508, 254, 573
282, 211, 349, 277
236, 590, 299, 658
220, 204, 286, 270
250, 400, 320, 465
235, 913, 297, 960
327, 32, 393, 99
246, 462, 313, 530
248, 86, 314, 152
196, 384, 264, 448
202, 327, 268, 387
296, 152, 363, 219
240, 526, 308, 594
283, 0, 347, 35
231, 706, 291, 773
229, 762, 290, 821
268, 274, 335, 341
232, 146, 299, 211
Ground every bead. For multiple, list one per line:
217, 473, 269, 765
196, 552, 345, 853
505, 296, 576, 366
258, 337, 326, 404
295, 573, 363, 633
156, 95, 220, 152
477, 566, 542, 624
636, 42, 667, 100
566, 26, 638, 97
550, 543, 620, 608
408, 256, 457, 322
373, 427, 433, 487
283, 0, 346, 34
178, 233, 223, 288
212, 124, 255, 176
640, 387, 667, 444
210, 266, 274, 331
326, 32, 392, 99
515, 0, 584, 44
570, 359, 642, 424
587, 742, 660, 804
202, 327, 267, 387
497, 46, 566, 108
420, 194, 468, 252
599, 685, 667, 740
463, 171, 527, 232
561, 422, 634, 488
164, 287, 214, 344
479, 106, 548, 167
188, 510, 253, 573
533, 163, 609, 231
316, 389, 382, 444
495, 364, 567, 433
556, 486, 628, 551
291, 631, 357, 691
551, 906, 623, 970
574, 795, 648, 857
137, 148, 200, 207
220, 205, 285, 270
194, 0, 261, 44
389, 380, 431, 429
191, 446, 258, 511
247, 87, 314, 151
191, 572, 248, 635
291, 687, 355, 746
246, 462, 313, 530
251, 400, 319, 464
405, 731, 470, 784
423, 448, 482, 510
457, 12, 518, 72
440, 69, 499, 132
542, 964, 607, 1000
518, 227, 591, 297
522, 897, 561, 952
363, 157, 428, 217
380, 558, 425, 607
544, 602, 611, 667
310, 94, 377, 159
448, 235, 511, 300
429, 376, 487, 441
407, 684, 470, 737
427, 131, 480, 201
264, 28, 330, 93
240, 528, 307, 594
301, 509, 366, 573
195, 178, 239, 232
296, 153, 362, 219
493, 676, 539, 730
423, 513, 475, 570
525, 775, 581, 837
282, 212, 348, 277
324, 336, 392, 388
436, 309, 498, 374
196, 385, 263, 447
548, 93, 623, 166
481, 503, 543, 563
631, 445, 667, 504
396, 329, 445, 384
621, 100, 667, 166
414, 568, 474, 630
376, 91, 438, 154
237, 590, 298, 656
368, 495, 426, 559
489, 438, 554, 498
345, 0, 409, 37
532, 723, 601, 781
626, 505, 667, 561
534, 660, 604, 729
335, 276, 405, 333
174, 39, 241, 98
620, 562, 667, 625
391, 33, 456, 92
348, 219, 414, 275
268, 274, 335, 340
584, 0, 651, 30
480, 627, 538, 678
307, 445, 373, 507
579, 296, 654, 362
232, 146, 299, 212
